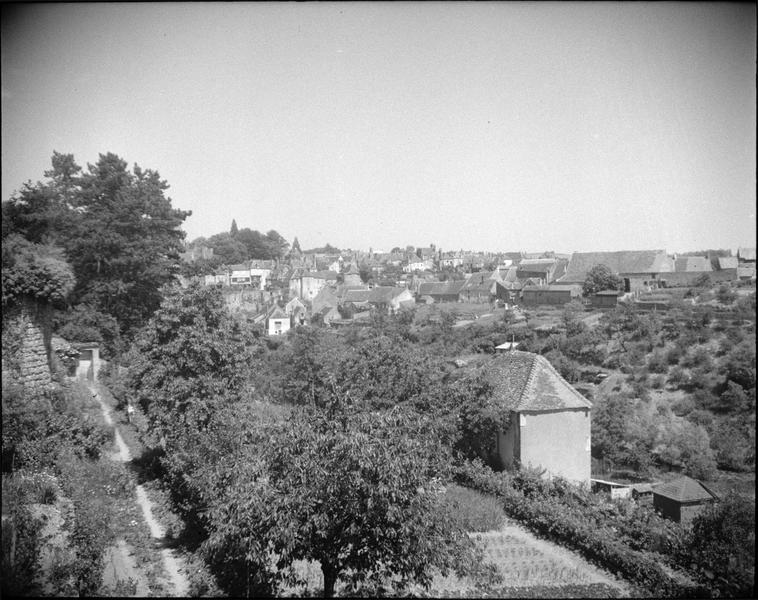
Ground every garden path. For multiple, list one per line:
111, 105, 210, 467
89, 381, 189, 597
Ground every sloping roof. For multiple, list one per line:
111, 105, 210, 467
368, 286, 407, 304
561, 250, 672, 283
344, 289, 372, 303
521, 284, 580, 294
653, 476, 717, 503
481, 351, 592, 412
517, 259, 556, 274
418, 280, 466, 296
738, 247, 756, 261
267, 306, 288, 320
675, 256, 711, 272
228, 262, 250, 272
716, 256, 738, 270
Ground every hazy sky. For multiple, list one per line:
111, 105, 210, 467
2, 2, 755, 253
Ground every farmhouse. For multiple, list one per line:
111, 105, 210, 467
521, 284, 581, 306
653, 476, 718, 525
559, 250, 674, 293
482, 351, 592, 486
417, 280, 465, 303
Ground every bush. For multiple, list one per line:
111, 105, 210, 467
453, 461, 696, 597
441, 484, 506, 532
1, 506, 45, 597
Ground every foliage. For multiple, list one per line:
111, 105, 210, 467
127, 283, 251, 441
203, 406, 477, 597
1, 503, 45, 597
582, 264, 622, 297
684, 492, 755, 597
441, 484, 506, 532
1, 234, 75, 309
3, 152, 191, 340
454, 461, 696, 597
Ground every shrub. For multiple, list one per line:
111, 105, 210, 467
0, 506, 45, 597
453, 461, 696, 597
441, 484, 506, 532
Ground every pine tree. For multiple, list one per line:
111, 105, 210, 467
230, 219, 239, 237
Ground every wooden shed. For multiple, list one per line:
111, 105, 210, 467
653, 476, 717, 525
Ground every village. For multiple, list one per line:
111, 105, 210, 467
180, 240, 757, 337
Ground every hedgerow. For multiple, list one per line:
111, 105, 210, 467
454, 461, 704, 597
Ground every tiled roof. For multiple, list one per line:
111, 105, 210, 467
268, 306, 288, 320
418, 280, 466, 296
228, 262, 250, 272
561, 250, 673, 283
716, 256, 738, 270
738, 247, 756, 261
653, 476, 717, 503
344, 289, 372, 303
481, 351, 592, 412
675, 257, 711, 272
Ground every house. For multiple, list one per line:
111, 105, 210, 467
653, 476, 718, 525
313, 305, 340, 327
289, 269, 338, 300
312, 286, 340, 315
403, 259, 434, 273
266, 306, 291, 336
417, 280, 465, 303
590, 290, 620, 309
482, 351, 592, 486
516, 258, 559, 285
343, 263, 363, 286
459, 271, 498, 303
521, 284, 581, 306
559, 250, 674, 293
494, 281, 522, 305
284, 297, 307, 326
343, 286, 414, 313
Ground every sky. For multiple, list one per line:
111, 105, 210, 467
2, 2, 756, 254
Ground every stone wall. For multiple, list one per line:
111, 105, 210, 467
3, 302, 52, 389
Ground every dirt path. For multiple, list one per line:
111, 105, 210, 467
90, 382, 190, 597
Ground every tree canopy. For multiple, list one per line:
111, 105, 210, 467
583, 264, 623, 296
3, 151, 191, 340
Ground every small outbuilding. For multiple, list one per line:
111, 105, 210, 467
653, 476, 718, 525
591, 290, 619, 309
73, 342, 101, 381
483, 350, 593, 486
266, 306, 291, 336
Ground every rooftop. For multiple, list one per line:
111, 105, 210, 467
653, 476, 718, 503
481, 351, 592, 412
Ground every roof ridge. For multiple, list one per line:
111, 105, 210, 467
520, 353, 540, 410
533, 353, 593, 408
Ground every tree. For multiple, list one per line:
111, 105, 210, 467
6, 152, 191, 338
583, 264, 622, 296
127, 283, 250, 442
230, 219, 238, 237
205, 406, 478, 597
265, 229, 289, 259
207, 232, 248, 264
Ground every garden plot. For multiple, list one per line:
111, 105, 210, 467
425, 521, 631, 597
